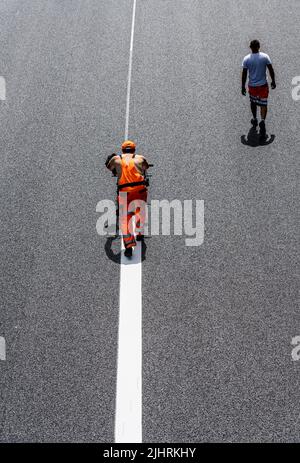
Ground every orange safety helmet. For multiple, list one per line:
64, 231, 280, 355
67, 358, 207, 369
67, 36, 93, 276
121, 140, 136, 153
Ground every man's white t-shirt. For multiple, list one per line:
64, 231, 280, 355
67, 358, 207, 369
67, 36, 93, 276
242, 52, 272, 87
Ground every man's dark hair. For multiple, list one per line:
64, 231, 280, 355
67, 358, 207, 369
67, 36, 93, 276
250, 39, 260, 51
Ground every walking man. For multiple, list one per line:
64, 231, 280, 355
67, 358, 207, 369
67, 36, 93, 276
106, 140, 149, 258
242, 39, 276, 140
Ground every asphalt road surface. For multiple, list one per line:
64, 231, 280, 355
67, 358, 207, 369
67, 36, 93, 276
0, 0, 299, 443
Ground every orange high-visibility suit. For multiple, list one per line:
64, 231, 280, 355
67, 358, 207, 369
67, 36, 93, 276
117, 155, 148, 249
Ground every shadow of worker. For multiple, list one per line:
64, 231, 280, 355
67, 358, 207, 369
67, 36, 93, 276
105, 236, 147, 264
241, 126, 275, 147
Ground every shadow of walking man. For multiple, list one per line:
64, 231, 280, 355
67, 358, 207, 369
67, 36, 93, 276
241, 126, 275, 147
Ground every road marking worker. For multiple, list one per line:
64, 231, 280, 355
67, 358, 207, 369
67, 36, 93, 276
242, 39, 276, 140
106, 140, 149, 258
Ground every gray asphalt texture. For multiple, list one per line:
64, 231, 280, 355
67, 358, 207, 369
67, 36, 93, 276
0, 0, 299, 443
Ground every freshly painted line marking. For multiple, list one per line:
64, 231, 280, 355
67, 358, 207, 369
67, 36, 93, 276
115, 0, 142, 443
0, 77, 6, 100
115, 240, 142, 443
124, 0, 137, 140
0, 337, 6, 361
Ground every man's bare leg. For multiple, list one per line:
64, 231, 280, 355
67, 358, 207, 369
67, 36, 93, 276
259, 105, 268, 139
251, 102, 257, 119
260, 105, 268, 120
251, 102, 258, 126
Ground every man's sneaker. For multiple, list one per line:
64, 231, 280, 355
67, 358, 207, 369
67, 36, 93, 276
251, 118, 258, 127
124, 247, 133, 258
136, 234, 144, 242
259, 120, 266, 139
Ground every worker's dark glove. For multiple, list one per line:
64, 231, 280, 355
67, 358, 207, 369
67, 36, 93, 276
271, 81, 276, 89
241, 86, 247, 96
105, 153, 116, 168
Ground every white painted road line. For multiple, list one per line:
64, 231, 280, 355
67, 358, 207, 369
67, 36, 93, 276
0, 76, 6, 100
115, 241, 142, 443
124, 0, 137, 140
114, 0, 143, 443
0, 337, 6, 361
